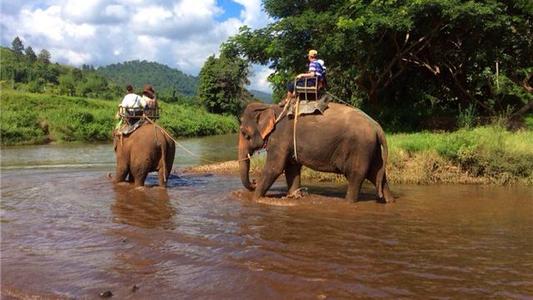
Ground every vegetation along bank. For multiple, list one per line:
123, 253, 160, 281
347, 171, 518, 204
188, 125, 533, 185
0, 91, 238, 145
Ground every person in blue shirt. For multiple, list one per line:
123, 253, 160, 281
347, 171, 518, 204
296, 49, 326, 89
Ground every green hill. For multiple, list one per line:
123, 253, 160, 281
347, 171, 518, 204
249, 89, 273, 103
0, 90, 238, 145
96, 60, 198, 97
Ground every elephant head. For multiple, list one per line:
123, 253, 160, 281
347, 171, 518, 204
238, 103, 276, 191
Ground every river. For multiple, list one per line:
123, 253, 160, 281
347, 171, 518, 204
1, 134, 532, 299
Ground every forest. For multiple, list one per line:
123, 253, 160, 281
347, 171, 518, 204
223, 0, 532, 131
0, 39, 199, 104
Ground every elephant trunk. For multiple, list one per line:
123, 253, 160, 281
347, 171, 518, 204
238, 134, 255, 191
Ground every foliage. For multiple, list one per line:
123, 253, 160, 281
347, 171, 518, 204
37, 49, 51, 64
388, 125, 533, 183
457, 104, 477, 129
0, 46, 122, 100
96, 60, 199, 99
226, 0, 533, 130
11, 36, 24, 55
24, 46, 37, 63
197, 52, 252, 116
0, 91, 238, 145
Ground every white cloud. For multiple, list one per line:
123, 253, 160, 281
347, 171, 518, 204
234, 0, 269, 28
248, 64, 273, 93
1, 0, 273, 93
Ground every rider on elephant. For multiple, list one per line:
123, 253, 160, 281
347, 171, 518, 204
141, 84, 158, 118
118, 84, 146, 127
296, 49, 327, 91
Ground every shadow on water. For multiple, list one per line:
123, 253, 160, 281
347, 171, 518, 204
143, 173, 213, 188
111, 185, 176, 230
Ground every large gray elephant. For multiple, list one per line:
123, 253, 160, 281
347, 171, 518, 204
112, 123, 175, 187
238, 102, 394, 202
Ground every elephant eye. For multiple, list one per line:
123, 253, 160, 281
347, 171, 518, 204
240, 129, 251, 140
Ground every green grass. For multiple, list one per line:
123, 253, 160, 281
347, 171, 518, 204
0, 90, 238, 145
387, 126, 533, 182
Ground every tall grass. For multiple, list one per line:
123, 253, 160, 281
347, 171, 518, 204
387, 126, 533, 184
0, 91, 238, 145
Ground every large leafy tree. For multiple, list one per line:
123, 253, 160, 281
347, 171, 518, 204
37, 49, 51, 64
11, 36, 24, 55
24, 46, 37, 63
227, 0, 532, 129
197, 51, 251, 116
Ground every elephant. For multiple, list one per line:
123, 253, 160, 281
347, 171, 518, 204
112, 123, 175, 187
238, 102, 394, 203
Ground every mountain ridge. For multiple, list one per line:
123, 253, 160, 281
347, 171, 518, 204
96, 60, 198, 97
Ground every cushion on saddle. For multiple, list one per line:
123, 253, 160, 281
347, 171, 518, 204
288, 94, 331, 117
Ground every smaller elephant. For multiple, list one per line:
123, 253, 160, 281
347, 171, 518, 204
113, 123, 175, 187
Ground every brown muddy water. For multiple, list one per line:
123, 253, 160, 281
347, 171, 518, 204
1, 134, 533, 299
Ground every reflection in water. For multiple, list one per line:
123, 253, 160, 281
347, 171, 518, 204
111, 185, 176, 230
1, 163, 533, 298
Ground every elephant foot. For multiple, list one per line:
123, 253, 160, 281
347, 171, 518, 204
287, 187, 308, 199
378, 184, 395, 204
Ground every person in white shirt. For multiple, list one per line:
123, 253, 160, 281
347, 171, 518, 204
121, 85, 145, 108
118, 85, 146, 126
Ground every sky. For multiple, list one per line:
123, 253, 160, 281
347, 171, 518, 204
0, 0, 274, 92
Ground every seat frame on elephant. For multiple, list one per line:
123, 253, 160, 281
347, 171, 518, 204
294, 76, 322, 101
118, 106, 160, 124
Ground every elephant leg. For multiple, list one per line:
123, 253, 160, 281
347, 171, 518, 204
133, 170, 147, 187
254, 152, 286, 200
345, 158, 369, 201
126, 172, 134, 183
158, 167, 168, 187
114, 164, 129, 183
346, 173, 365, 202
285, 163, 302, 196
381, 181, 395, 203
366, 163, 395, 203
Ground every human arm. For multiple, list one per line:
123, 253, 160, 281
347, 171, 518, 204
296, 71, 316, 79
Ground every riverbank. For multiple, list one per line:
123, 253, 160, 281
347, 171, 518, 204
185, 126, 533, 185
0, 90, 238, 145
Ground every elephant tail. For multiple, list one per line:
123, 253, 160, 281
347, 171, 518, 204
376, 126, 388, 199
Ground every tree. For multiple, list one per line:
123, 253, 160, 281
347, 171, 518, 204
227, 0, 533, 129
197, 52, 251, 116
58, 73, 76, 96
25, 46, 37, 63
37, 49, 51, 64
11, 36, 24, 55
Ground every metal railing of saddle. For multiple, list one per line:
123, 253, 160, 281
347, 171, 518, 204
118, 105, 160, 122
294, 76, 319, 101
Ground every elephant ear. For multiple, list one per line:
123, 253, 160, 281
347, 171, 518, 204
257, 108, 276, 140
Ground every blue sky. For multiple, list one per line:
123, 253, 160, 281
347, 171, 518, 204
216, 0, 244, 21
0, 0, 273, 92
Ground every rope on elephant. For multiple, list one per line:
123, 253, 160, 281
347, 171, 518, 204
143, 116, 218, 164
293, 98, 301, 161
275, 100, 291, 123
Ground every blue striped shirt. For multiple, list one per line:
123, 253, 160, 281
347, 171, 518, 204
308, 60, 324, 78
